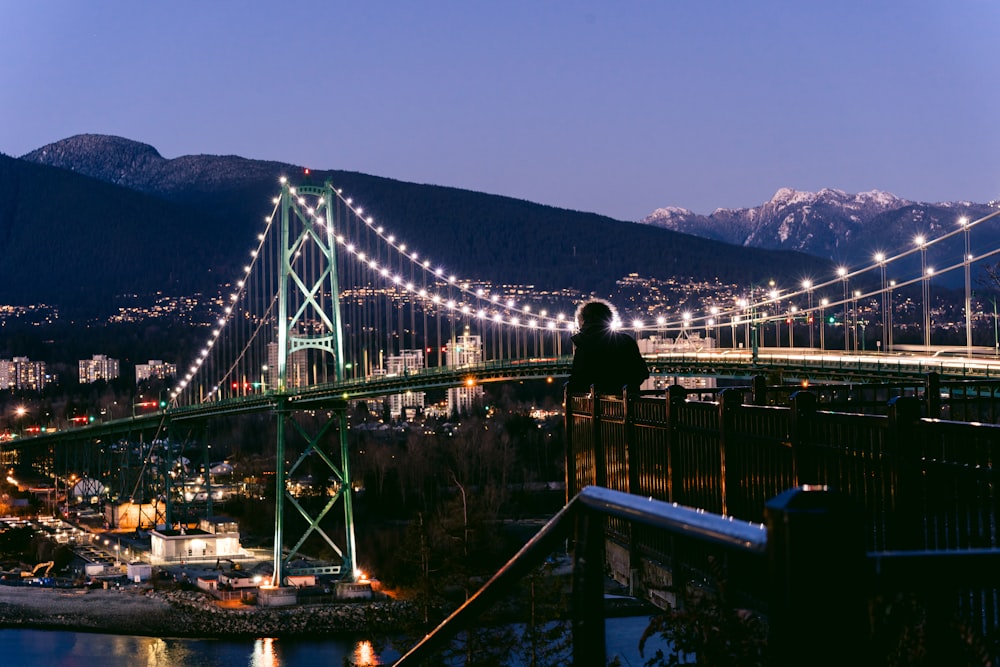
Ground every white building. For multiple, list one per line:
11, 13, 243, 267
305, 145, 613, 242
637, 334, 717, 391
104, 500, 164, 530
0, 357, 48, 391
79, 354, 120, 384
135, 359, 177, 384
149, 516, 244, 564
385, 349, 426, 419
446, 332, 484, 416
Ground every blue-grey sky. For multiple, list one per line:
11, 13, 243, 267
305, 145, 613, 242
1, 1, 997, 221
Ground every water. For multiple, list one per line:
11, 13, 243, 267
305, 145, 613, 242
0, 630, 400, 667
0, 617, 657, 666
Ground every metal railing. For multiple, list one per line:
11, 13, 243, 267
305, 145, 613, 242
394, 484, 1000, 664
565, 380, 1000, 657
394, 485, 768, 665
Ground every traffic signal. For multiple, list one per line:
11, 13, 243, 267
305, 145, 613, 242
828, 316, 835, 324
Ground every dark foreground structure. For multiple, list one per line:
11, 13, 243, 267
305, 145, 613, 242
397, 374, 1000, 665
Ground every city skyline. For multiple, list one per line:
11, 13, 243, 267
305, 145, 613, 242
2, 2, 997, 221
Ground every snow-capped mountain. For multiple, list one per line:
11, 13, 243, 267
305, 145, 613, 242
641, 188, 993, 266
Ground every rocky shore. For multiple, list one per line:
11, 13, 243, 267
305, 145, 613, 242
0, 585, 417, 638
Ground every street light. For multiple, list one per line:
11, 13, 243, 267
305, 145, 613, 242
788, 305, 797, 348
801, 279, 814, 348
915, 234, 930, 350
14, 406, 27, 436
837, 267, 849, 351
925, 266, 935, 348
960, 216, 972, 355
819, 298, 829, 351
874, 252, 887, 354
768, 288, 780, 346
852, 290, 861, 353
888, 280, 896, 352
738, 297, 750, 350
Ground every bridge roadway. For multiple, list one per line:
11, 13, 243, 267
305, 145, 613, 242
11, 348, 1000, 449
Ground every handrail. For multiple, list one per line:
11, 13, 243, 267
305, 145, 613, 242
577, 486, 767, 554
393, 486, 767, 665
394, 484, 979, 665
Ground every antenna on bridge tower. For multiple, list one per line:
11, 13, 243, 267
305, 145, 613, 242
270, 180, 356, 591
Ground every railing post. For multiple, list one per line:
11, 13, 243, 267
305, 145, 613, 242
665, 384, 686, 504
592, 386, 606, 489
751, 374, 768, 405
564, 383, 574, 505
572, 505, 606, 664
624, 388, 639, 496
624, 387, 641, 596
765, 486, 869, 666
718, 387, 742, 517
888, 395, 923, 549
788, 391, 817, 485
925, 371, 941, 418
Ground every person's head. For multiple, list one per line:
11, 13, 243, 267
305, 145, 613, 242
576, 299, 616, 329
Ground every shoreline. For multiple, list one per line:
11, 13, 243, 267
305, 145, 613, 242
0, 585, 416, 639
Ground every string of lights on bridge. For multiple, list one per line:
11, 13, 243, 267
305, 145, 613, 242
311, 181, 1000, 334
170, 176, 1000, 405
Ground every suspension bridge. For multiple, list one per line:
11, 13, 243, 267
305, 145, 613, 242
5, 176, 1000, 597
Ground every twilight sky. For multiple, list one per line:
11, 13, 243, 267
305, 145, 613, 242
1, 1, 997, 221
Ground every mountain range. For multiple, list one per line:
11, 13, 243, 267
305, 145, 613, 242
2, 134, 826, 319
640, 187, 996, 273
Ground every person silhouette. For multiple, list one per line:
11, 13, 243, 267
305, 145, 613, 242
567, 299, 649, 395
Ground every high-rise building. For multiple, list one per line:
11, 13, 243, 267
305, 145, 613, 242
79, 354, 120, 384
0, 357, 48, 391
135, 360, 177, 384
385, 349, 426, 419
446, 332, 484, 416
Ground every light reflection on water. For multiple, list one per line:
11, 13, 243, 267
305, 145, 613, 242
253, 637, 279, 667
353, 639, 380, 665
0, 629, 385, 667
0, 616, 652, 666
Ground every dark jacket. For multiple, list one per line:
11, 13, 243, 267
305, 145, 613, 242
567, 324, 650, 395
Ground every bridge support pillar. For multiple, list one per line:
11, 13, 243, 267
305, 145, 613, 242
270, 399, 357, 586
